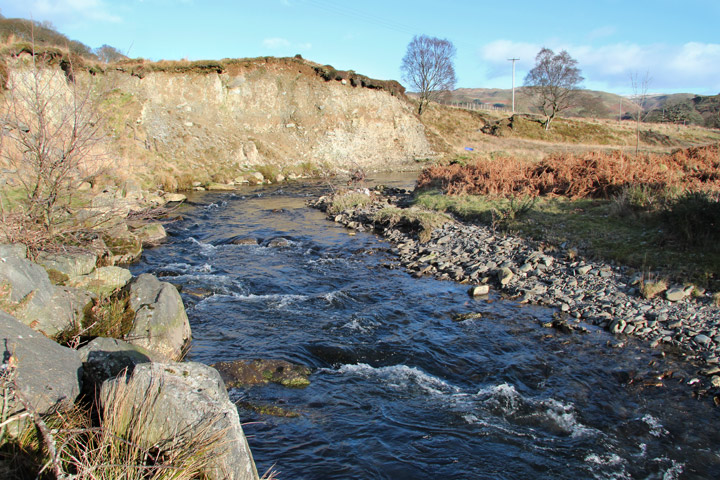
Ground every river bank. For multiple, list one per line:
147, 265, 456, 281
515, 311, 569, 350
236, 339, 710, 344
310, 186, 720, 403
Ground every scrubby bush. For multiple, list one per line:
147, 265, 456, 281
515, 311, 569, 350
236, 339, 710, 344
663, 191, 720, 248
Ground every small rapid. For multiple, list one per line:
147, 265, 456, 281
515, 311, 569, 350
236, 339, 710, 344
132, 180, 720, 479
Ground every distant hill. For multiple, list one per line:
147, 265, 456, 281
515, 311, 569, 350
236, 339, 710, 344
444, 87, 719, 128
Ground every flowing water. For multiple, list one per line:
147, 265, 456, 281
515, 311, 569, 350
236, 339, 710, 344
131, 178, 720, 479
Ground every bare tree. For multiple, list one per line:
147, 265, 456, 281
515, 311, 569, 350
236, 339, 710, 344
523, 48, 584, 130
630, 71, 651, 156
94, 44, 127, 63
401, 35, 457, 115
0, 45, 108, 246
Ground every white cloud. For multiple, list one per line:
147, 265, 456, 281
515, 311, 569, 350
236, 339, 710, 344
262, 37, 311, 51
479, 39, 720, 94
263, 37, 291, 49
27, 0, 121, 23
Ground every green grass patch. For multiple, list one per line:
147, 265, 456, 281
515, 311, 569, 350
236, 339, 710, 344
414, 188, 720, 288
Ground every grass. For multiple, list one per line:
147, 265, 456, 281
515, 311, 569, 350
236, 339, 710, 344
414, 188, 720, 288
0, 362, 225, 479
326, 190, 374, 215
372, 206, 453, 243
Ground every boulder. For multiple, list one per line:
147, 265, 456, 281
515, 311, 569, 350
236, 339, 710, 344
78, 337, 160, 395
0, 311, 82, 436
0, 244, 27, 259
126, 274, 191, 361
36, 250, 98, 284
132, 222, 168, 247
66, 266, 132, 296
102, 223, 143, 265
212, 359, 311, 388
164, 193, 187, 203
207, 183, 235, 191
0, 251, 86, 336
100, 362, 259, 480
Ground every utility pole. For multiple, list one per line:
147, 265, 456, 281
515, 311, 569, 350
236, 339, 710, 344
508, 58, 519, 113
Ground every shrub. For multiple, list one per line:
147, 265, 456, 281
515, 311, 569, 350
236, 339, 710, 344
641, 279, 668, 299
663, 191, 720, 248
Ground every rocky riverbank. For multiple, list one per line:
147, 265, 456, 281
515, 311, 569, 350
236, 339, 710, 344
310, 187, 720, 402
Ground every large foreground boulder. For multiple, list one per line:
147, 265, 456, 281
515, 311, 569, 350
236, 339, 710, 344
125, 274, 191, 361
78, 337, 160, 396
0, 246, 90, 337
100, 362, 259, 480
0, 311, 82, 436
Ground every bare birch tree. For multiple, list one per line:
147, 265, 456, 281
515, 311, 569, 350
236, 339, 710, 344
630, 71, 651, 156
401, 35, 457, 115
0, 46, 108, 246
524, 48, 584, 130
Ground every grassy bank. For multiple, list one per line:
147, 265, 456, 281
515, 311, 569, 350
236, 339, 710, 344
413, 144, 720, 289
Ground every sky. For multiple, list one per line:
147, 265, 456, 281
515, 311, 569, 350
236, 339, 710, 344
1, 0, 719, 95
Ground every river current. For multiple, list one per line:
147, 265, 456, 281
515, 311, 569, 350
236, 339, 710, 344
131, 178, 720, 479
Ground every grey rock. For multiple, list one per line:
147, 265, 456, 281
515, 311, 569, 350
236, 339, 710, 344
78, 337, 160, 394
468, 285, 490, 297
665, 287, 689, 302
0, 311, 82, 436
164, 193, 187, 202
100, 362, 259, 480
577, 265, 592, 275
497, 267, 514, 286
0, 251, 84, 336
126, 274, 191, 361
0, 244, 27, 259
695, 334, 712, 348
67, 266, 132, 296
36, 250, 97, 284
132, 222, 168, 247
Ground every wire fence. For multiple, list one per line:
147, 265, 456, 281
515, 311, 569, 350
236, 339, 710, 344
435, 99, 510, 113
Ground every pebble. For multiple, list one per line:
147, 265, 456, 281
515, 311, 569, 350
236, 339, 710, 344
309, 188, 720, 387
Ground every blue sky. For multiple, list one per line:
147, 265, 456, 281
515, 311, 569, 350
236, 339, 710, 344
2, 0, 719, 95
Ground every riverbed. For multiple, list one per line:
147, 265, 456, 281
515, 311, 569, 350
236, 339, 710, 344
131, 179, 720, 479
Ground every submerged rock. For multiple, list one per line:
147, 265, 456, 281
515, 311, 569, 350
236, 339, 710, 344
212, 359, 311, 388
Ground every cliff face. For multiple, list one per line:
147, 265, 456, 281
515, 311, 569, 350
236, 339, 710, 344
107, 59, 432, 184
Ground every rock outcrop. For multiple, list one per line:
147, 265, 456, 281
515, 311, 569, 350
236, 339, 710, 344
100, 362, 259, 480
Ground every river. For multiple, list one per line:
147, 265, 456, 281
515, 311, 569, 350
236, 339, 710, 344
131, 177, 720, 480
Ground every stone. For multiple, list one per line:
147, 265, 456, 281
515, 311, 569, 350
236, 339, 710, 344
78, 337, 160, 395
577, 265, 592, 275
468, 285, 490, 296
267, 237, 290, 248
132, 222, 168, 247
0, 252, 87, 336
126, 274, 191, 361
665, 287, 689, 302
695, 334, 712, 348
207, 182, 236, 191
164, 193, 187, 202
212, 359, 311, 388
36, 250, 97, 284
100, 362, 259, 480
102, 223, 143, 265
497, 267, 514, 286
0, 311, 82, 435
67, 266, 132, 296
0, 244, 27, 259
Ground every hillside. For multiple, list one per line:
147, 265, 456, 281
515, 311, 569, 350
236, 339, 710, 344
447, 88, 718, 127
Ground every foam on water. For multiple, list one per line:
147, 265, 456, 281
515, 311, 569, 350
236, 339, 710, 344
187, 237, 218, 256
332, 363, 461, 396
641, 414, 668, 438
